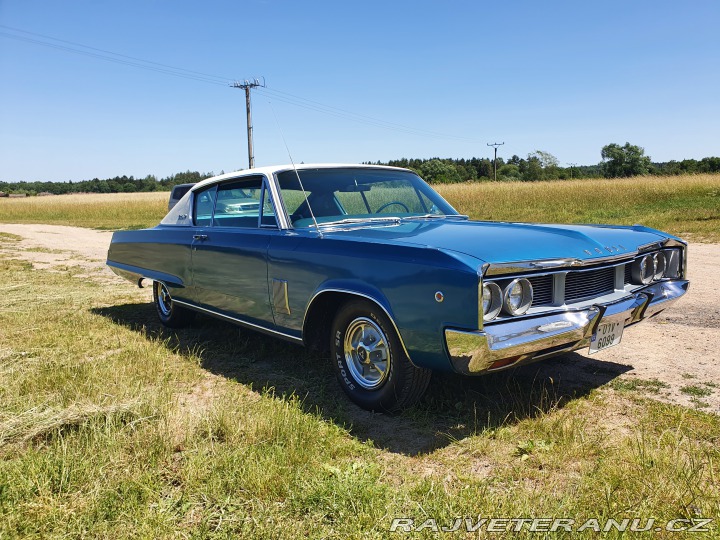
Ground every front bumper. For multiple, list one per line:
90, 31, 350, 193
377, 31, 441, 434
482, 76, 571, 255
445, 279, 689, 375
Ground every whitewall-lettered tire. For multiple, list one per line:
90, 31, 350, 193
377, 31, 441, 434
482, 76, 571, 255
331, 300, 431, 412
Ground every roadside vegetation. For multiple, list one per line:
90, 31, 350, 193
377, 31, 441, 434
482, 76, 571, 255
2, 173, 719, 241
0, 191, 169, 230
3, 145, 720, 195
436, 174, 720, 242
1, 234, 719, 537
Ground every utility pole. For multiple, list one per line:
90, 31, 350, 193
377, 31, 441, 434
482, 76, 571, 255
230, 77, 265, 169
487, 142, 505, 181
568, 163, 577, 180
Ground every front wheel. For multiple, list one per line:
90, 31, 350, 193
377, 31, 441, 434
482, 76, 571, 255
331, 300, 431, 412
153, 281, 195, 328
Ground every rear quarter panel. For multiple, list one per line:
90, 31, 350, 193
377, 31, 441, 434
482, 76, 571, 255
107, 227, 194, 301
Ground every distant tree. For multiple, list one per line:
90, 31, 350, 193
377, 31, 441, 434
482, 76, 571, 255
521, 155, 544, 181
523, 150, 560, 181
601, 142, 652, 177
418, 159, 462, 183
497, 164, 521, 180
531, 150, 559, 169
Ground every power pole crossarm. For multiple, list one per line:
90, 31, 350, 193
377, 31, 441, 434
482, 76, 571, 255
231, 77, 265, 169
487, 142, 505, 181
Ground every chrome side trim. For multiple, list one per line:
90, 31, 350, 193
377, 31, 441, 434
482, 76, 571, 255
638, 238, 686, 253
477, 269, 483, 330
484, 238, 686, 277
173, 299, 303, 344
485, 253, 634, 276
302, 288, 414, 364
264, 172, 290, 230
446, 279, 689, 375
272, 278, 291, 315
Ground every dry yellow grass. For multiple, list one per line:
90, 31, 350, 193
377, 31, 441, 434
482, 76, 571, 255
1, 174, 719, 240
436, 173, 720, 241
0, 191, 170, 230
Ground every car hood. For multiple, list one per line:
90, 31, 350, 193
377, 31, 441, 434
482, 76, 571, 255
321, 219, 669, 265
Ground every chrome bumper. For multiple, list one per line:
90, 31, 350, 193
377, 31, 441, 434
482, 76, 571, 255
445, 279, 689, 375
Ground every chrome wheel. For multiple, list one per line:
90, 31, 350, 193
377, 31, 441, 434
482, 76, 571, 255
343, 317, 389, 389
156, 282, 173, 316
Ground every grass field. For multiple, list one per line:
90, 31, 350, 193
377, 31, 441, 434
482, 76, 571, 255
0, 191, 169, 230
1, 175, 719, 537
1, 174, 719, 241
1, 233, 719, 536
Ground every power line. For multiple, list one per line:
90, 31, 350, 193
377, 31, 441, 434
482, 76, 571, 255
0, 24, 232, 83
0, 31, 228, 86
258, 87, 479, 142
0, 25, 482, 143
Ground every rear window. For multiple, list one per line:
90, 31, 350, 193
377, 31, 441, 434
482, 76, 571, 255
170, 184, 193, 201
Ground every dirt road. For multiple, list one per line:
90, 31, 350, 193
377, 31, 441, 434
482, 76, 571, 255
2, 223, 719, 413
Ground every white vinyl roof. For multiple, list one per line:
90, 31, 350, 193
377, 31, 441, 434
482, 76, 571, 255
191, 163, 410, 192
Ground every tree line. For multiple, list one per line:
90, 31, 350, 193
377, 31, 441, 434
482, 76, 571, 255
2, 143, 720, 195
378, 144, 720, 183
0, 170, 213, 197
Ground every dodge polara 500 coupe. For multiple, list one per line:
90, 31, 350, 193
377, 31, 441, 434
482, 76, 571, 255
107, 164, 689, 412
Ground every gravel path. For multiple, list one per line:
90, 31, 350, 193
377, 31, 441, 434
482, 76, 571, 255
2, 223, 718, 412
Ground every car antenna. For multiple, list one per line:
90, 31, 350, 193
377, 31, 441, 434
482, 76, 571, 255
269, 103, 322, 237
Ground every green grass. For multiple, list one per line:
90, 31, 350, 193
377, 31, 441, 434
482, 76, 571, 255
2, 174, 720, 240
680, 385, 713, 398
610, 378, 670, 394
1, 254, 719, 537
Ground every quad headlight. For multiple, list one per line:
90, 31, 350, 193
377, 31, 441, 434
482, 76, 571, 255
480, 278, 533, 322
632, 254, 656, 285
482, 282, 503, 321
631, 248, 683, 285
502, 278, 533, 316
653, 252, 666, 281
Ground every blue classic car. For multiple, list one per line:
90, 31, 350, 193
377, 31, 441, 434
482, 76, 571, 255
107, 164, 689, 412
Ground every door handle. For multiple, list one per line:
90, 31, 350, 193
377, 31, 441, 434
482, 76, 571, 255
193, 234, 208, 241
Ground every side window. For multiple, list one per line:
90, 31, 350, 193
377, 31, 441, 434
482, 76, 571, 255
260, 185, 278, 228
213, 176, 279, 229
193, 185, 217, 226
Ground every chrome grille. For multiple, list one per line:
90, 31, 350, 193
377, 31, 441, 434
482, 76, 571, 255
528, 274, 553, 306
565, 267, 616, 303
624, 263, 632, 285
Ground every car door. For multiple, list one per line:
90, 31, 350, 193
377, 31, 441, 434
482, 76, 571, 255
190, 176, 278, 326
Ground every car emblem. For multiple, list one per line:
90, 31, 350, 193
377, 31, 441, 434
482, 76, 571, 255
434, 291, 444, 303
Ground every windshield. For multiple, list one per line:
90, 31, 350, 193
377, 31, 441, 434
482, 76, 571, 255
276, 168, 459, 228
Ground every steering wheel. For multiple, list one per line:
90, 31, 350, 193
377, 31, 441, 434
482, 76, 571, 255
375, 201, 410, 213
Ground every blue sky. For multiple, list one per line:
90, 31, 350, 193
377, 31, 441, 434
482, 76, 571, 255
1, 0, 719, 182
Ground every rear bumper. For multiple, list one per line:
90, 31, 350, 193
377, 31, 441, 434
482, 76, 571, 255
445, 279, 689, 375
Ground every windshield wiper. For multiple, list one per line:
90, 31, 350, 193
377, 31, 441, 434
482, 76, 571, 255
401, 214, 469, 221
315, 216, 402, 228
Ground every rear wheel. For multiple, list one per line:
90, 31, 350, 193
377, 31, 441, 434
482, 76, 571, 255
153, 281, 195, 328
331, 300, 431, 412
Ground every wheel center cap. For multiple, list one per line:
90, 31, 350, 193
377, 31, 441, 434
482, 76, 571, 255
358, 347, 368, 362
